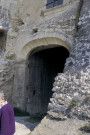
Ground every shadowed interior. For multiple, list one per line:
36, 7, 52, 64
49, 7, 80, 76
26, 46, 69, 115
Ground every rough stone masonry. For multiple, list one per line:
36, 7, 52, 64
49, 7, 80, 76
48, 0, 90, 120
0, 0, 90, 122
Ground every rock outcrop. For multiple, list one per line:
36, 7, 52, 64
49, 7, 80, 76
0, 1, 90, 134
48, 0, 90, 120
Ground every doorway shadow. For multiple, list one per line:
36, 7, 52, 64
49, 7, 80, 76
15, 115, 44, 134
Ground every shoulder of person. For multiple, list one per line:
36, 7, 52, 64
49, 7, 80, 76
2, 103, 14, 111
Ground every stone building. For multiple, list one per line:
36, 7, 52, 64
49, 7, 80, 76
0, 0, 90, 121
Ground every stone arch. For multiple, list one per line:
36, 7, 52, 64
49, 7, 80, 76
16, 30, 72, 59
22, 32, 71, 114
13, 31, 72, 111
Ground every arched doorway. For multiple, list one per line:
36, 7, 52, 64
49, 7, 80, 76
26, 46, 69, 115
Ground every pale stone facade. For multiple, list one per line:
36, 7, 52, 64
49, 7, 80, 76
0, 0, 89, 120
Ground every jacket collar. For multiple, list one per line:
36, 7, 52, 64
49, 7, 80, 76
0, 101, 8, 109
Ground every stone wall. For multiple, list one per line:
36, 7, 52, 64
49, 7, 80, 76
0, 0, 16, 103
0, 57, 15, 103
48, 0, 90, 120
7, 0, 81, 58
10, 0, 82, 109
0, 0, 89, 119
0, 0, 81, 58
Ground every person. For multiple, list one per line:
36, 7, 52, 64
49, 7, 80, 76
0, 91, 15, 135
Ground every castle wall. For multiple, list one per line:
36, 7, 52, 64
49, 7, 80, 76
48, 0, 90, 119
12, 0, 82, 110
0, 0, 86, 115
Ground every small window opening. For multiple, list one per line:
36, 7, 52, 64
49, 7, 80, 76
46, 0, 63, 9
32, 28, 38, 34
33, 90, 36, 96
0, 31, 4, 37
0, 30, 6, 56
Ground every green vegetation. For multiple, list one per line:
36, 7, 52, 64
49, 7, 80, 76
80, 122, 90, 132
27, 133, 31, 135
14, 107, 30, 116
70, 99, 78, 107
25, 115, 44, 123
14, 107, 44, 123
85, 95, 90, 102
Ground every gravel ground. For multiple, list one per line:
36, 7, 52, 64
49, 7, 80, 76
31, 116, 90, 135
14, 117, 39, 135
14, 116, 90, 135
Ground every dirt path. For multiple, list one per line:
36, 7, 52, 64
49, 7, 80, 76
31, 116, 90, 135
14, 117, 39, 135
14, 116, 90, 135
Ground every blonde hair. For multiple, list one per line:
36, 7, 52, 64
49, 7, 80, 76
0, 91, 6, 100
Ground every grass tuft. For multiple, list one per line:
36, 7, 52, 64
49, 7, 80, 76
70, 99, 78, 108
14, 107, 30, 116
27, 133, 31, 135
25, 115, 44, 123
80, 122, 90, 132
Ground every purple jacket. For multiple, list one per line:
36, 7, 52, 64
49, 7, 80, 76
0, 103, 15, 135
